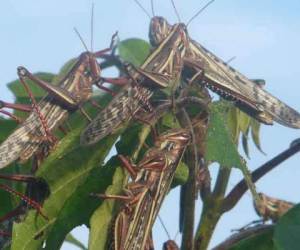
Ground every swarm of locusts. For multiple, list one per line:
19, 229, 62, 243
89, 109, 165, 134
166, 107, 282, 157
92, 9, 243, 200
0, 1, 299, 249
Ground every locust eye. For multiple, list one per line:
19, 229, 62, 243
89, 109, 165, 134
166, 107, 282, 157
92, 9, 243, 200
166, 142, 175, 151
123, 62, 130, 67
83, 68, 91, 76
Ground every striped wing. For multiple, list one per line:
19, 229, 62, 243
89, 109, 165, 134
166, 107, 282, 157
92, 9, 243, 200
80, 84, 153, 145
189, 40, 300, 128
0, 98, 68, 169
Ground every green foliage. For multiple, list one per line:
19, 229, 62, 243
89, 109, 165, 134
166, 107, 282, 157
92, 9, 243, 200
7, 73, 55, 118
0, 36, 288, 250
64, 233, 87, 250
205, 102, 247, 170
88, 158, 125, 250
229, 227, 275, 250
274, 204, 300, 250
118, 38, 151, 67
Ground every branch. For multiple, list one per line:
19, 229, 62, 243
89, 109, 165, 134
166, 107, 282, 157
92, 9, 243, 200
222, 139, 300, 212
212, 224, 274, 250
177, 108, 198, 250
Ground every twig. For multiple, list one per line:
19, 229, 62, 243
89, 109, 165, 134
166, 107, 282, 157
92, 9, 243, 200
177, 108, 198, 250
212, 224, 274, 250
222, 139, 300, 212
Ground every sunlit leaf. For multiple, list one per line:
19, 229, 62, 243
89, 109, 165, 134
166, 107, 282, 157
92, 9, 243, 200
205, 102, 246, 170
229, 226, 275, 250
118, 38, 150, 67
11, 123, 119, 250
88, 159, 125, 250
64, 233, 87, 250
274, 203, 300, 250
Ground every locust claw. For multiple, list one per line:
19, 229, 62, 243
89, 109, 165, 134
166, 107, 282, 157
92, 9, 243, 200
17, 66, 29, 77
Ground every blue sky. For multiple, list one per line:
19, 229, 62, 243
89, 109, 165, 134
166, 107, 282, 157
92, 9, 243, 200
1, 0, 300, 249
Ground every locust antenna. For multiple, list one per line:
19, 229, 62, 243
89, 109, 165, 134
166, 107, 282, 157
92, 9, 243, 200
91, 3, 94, 52
226, 56, 236, 64
158, 215, 171, 240
133, 0, 151, 19
187, 0, 216, 27
151, 0, 155, 17
74, 27, 89, 52
170, 0, 181, 22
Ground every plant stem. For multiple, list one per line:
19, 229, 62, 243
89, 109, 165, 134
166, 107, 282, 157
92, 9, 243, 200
194, 167, 231, 250
177, 108, 197, 250
222, 140, 300, 212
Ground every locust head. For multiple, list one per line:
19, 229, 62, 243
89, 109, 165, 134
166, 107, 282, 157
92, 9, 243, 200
149, 16, 173, 46
149, 16, 189, 51
156, 129, 191, 151
79, 52, 102, 83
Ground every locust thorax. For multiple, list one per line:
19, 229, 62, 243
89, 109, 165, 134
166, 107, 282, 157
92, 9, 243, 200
74, 52, 101, 104
155, 129, 191, 150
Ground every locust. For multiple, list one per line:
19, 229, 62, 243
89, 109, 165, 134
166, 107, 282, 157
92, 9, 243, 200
93, 129, 190, 249
163, 240, 179, 250
254, 193, 294, 223
0, 33, 118, 169
148, 9, 300, 128
80, 21, 189, 145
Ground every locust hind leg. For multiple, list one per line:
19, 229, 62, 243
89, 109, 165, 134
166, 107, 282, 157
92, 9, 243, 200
0, 183, 48, 221
0, 100, 32, 123
17, 67, 58, 144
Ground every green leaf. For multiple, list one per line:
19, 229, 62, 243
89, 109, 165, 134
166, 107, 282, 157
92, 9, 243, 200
237, 109, 251, 136
8, 73, 55, 99
250, 119, 265, 154
51, 58, 78, 85
0, 119, 17, 143
64, 233, 87, 250
229, 226, 275, 250
205, 102, 246, 170
171, 161, 189, 188
116, 123, 151, 161
161, 112, 181, 129
274, 203, 300, 250
227, 107, 239, 144
11, 124, 119, 250
6, 73, 55, 118
118, 38, 151, 67
88, 158, 125, 250
242, 130, 250, 159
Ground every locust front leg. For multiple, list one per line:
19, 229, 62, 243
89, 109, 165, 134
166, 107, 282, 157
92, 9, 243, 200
0, 183, 48, 221
0, 173, 49, 234
0, 100, 31, 123
17, 67, 79, 110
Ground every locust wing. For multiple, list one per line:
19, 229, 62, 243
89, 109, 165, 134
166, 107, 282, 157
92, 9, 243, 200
80, 84, 153, 145
0, 99, 68, 169
188, 39, 300, 128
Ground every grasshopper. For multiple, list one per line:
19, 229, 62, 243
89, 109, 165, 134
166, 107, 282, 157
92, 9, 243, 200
80, 22, 189, 145
93, 129, 190, 249
254, 193, 294, 223
148, 11, 300, 128
0, 34, 118, 169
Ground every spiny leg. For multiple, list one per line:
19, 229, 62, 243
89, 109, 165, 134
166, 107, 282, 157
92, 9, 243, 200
93, 31, 119, 58
118, 155, 138, 179
17, 67, 57, 144
0, 100, 32, 123
0, 184, 48, 221
0, 109, 22, 123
